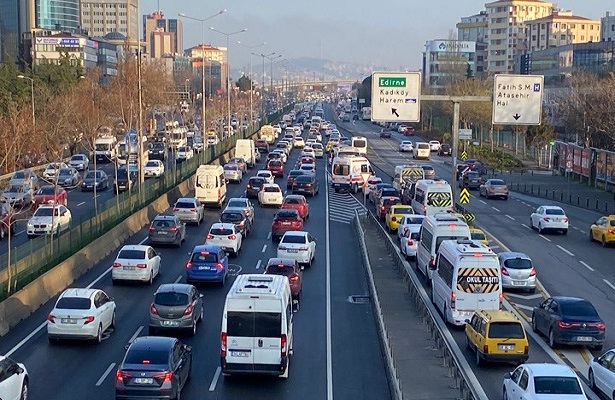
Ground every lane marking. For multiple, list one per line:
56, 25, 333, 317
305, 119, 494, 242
479, 200, 486, 205
139, 236, 148, 245
255, 260, 261, 270
174, 275, 182, 283
87, 267, 113, 289
580, 261, 594, 272
603, 279, 615, 292
491, 206, 500, 212
556, 245, 574, 257
128, 326, 144, 344
208, 366, 221, 391
5, 322, 47, 358
521, 224, 532, 230
505, 215, 515, 221
538, 234, 551, 242
267, 232, 271, 240
15, 230, 24, 236
261, 244, 267, 253
325, 163, 333, 400
513, 304, 534, 312
96, 362, 116, 386
77, 201, 86, 207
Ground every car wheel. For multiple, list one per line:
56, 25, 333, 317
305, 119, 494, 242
19, 379, 28, 400
95, 324, 103, 344
561, 229, 567, 235
589, 369, 596, 390
220, 273, 226, 287
602, 235, 608, 247
110, 311, 116, 329
190, 320, 197, 336
548, 329, 557, 348
531, 316, 538, 333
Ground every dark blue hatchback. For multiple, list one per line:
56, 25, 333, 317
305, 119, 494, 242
186, 245, 228, 286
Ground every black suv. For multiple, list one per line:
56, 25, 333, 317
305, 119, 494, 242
115, 167, 137, 193
149, 142, 167, 161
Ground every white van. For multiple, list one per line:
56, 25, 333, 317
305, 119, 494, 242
432, 239, 502, 326
221, 274, 294, 378
416, 213, 471, 280
235, 139, 257, 168
392, 164, 425, 192
94, 136, 118, 163
411, 179, 453, 216
351, 136, 368, 156
330, 156, 370, 194
195, 165, 227, 207
413, 142, 431, 160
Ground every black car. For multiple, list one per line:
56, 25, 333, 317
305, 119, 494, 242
246, 176, 265, 198
380, 129, 393, 138
115, 167, 137, 193
149, 142, 167, 161
292, 174, 319, 196
81, 170, 109, 191
459, 171, 482, 190
532, 296, 605, 350
438, 144, 452, 156
220, 207, 251, 237
287, 170, 307, 189
374, 187, 399, 205
115, 336, 192, 400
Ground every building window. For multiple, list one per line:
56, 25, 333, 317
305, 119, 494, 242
562, 24, 566, 29
612, 24, 615, 31
581, 24, 585, 29
581, 35, 585, 40
561, 34, 566, 40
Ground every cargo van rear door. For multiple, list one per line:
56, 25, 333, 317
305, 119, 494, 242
226, 306, 256, 367
253, 299, 283, 368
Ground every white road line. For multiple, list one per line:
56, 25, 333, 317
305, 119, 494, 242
174, 275, 182, 283
579, 230, 587, 234
261, 244, 267, 253
513, 304, 534, 312
603, 279, 615, 292
521, 224, 532, 230
128, 326, 144, 344
267, 232, 271, 240
96, 363, 116, 386
139, 236, 148, 245
539, 234, 551, 242
15, 230, 24, 236
5, 322, 47, 358
255, 260, 261, 270
77, 201, 86, 207
325, 164, 333, 400
556, 245, 574, 257
479, 200, 486, 205
580, 261, 595, 272
208, 366, 221, 391
491, 206, 500, 212
573, 226, 579, 230
505, 215, 515, 221
87, 267, 113, 289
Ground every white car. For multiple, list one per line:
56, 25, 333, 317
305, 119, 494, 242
206, 222, 242, 256
272, 149, 288, 164
47, 288, 116, 343
256, 170, 274, 184
277, 231, 316, 267
530, 205, 569, 234
428, 140, 441, 152
311, 143, 324, 158
299, 164, 316, 174
294, 137, 306, 148
176, 146, 194, 161
399, 225, 420, 260
302, 147, 316, 158
503, 363, 586, 400
399, 141, 414, 152
26, 204, 72, 238
144, 160, 165, 177
315, 131, 323, 142
112, 245, 161, 285
589, 348, 615, 399
43, 162, 68, 180
258, 183, 284, 207
0, 355, 28, 400
68, 154, 89, 171
363, 176, 383, 195
273, 124, 282, 137
207, 134, 219, 146
396, 215, 426, 240
224, 163, 243, 183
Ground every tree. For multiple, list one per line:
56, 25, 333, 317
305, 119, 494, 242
235, 75, 253, 92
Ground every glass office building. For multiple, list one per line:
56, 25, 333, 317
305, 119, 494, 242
37, 0, 80, 31
0, 0, 21, 62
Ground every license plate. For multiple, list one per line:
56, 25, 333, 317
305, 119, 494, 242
123, 266, 135, 271
576, 336, 593, 342
61, 318, 77, 324
198, 266, 210, 270
498, 344, 515, 351
134, 378, 153, 384
162, 320, 179, 327
158, 231, 167, 235
287, 249, 298, 253
282, 222, 291, 225
512, 281, 527, 286
230, 351, 250, 357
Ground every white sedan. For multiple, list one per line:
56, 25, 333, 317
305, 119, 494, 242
256, 170, 274, 184
272, 149, 287, 164
299, 164, 316, 174
0, 355, 28, 400
363, 176, 382, 195
277, 231, 316, 267
312, 143, 324, 158
396, 215, 426, 240
258, 183, 284, 207
27, 204, 72, 238
112, 245, 161, 285
428, 140, 441, 151
399, 225, 420, 260
589, 348, 615, 399
206, 222, 242, 256
302, 147, 316, 158
294, 137, 305, 148
176, 146, 194, 161
144, 160, 165, 177
503, 363, 586, 400
47, 288, 116, 343
530, 205, 568, 234
43, 162, 69, 180
399, 141, 414, 152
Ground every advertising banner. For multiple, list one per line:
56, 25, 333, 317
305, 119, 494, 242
572, 146, 582, 174
596, 151, 606, 181
607, 152, 615, 184
581, 148, 590, 177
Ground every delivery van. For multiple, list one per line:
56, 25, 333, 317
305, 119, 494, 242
235, 139, 257, 168
261, 125, 276, 144
220, 274, 294, 378
195, 165, 226, 207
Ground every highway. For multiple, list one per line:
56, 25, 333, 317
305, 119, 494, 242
334, 109, 611, 399
0, 134, 391, 400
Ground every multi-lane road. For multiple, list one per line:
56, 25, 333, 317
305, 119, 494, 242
0, 136, 392, 400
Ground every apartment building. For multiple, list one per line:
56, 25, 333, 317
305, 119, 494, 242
525, 10, 600, 51
457, 11, 488, 76
80, 0, 139, 42
602, 11, 615, 42
143, 10, 182, 58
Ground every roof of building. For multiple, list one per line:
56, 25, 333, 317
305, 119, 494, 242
104, 31, 126, 40
528, 14, 596, 23
485, 0, 551, 7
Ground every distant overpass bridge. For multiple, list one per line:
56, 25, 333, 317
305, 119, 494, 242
270, 79, 357, 91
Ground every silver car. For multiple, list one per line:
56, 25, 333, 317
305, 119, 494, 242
68, 154, 89, 171
223, 163, 243, 183
172, 197, 204, 225
148, 215, 186, 247
498, 251, 536, 293
225, 197, 255, 225
148, 283, 203, 336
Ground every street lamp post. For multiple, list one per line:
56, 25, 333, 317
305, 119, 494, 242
178, 9, 226, 137
17, 75, 35, 127
255, 52, 275, 119
209, 27, 247, 140
237, 41, 266, 128
264, 54, 282, 109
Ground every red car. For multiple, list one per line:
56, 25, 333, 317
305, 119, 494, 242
271, 208, 303, 241
267, 160, 284, 177
264, 258, 302, 299
34, 185, 68, 207
377, 196, 401, 221
254, 139, 269, 153
281, 194, 309, 219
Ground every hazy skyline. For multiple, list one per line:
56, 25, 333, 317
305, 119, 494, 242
141, 0, 614, 72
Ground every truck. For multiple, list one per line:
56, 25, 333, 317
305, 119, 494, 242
94, 136, 118, 163
362, 107, 371, 121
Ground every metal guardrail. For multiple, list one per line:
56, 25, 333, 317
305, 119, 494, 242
0, 105, 294, 301
352, 209, 488, 400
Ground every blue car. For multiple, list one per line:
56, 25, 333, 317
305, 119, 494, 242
186, 245, 228, 286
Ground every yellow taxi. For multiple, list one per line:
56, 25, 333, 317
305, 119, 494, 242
470, 228, 488, 246
326, 139, 339, 153
590, 215, 615, 247
385, 204, 414, 233
465, 310, 529, 367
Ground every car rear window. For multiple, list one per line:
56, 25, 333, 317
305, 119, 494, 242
404, 216, 424, 225
533, 377, 582, 395
191, 252, 218, 263
284, 197, 301, 204
393, 207, 413, 215
265, 264, 294, 276
153, 219, 176, 228
471, 231, 486, 241
268, 161, 282, 167
490, 180, 505, 185
545, 208, 565, 215
295, 176, 313, 183
155, 292, 189, 306
282, 234, 306, 244
56, 297, 91, 310
418, 143, 430, 149
175, 201, 194, 209
276, 210, 299, 219
124, 348, 169, 365
560, 301, 598, 317
224, 164, 238, 170
503, 257, 532, 269
487, 322, 525, 339
221, 212, 243, 222
383, 198, 399, 206
227, 311, 282, 338
264, 186, 280, 193
227, 200, 246, 208
249, 178, 264, 185
118, 249, 146, 259
210, 228, 233, 236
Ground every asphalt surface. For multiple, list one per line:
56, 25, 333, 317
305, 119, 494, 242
0, 132, 392, 400
336, 113, 608, 400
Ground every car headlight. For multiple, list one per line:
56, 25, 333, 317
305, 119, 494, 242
27, 223, 33, 228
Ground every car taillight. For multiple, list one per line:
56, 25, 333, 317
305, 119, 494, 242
406, 239, 414, 246
173, 208, 179, 212
305, 183, 311, 187
564, 217, 569, 223
591, 322, 607, 330
501, 267, 509, 276
609, 229, 615, 235
183, 304, 193, 316
214, 262, 224, 270
221, 332, 227, 357
557, 321, 580, 328
380, 205, 385, 210
450, 291, 456, 309
422, 205, 426, 214
228, 235, 236, 240
289, 274, 299, 282
279, 245, 287, 250
169, 227, 178, 232
149, 226, 156, 231
153, 372, 173, 383
136, 263, 147, 269
112, 262, 122, 268
281, 333, 287, 357
207, 234, 214, 239
542, 217, 550, 222
150, 304, 158, 314
247, 184, 252, 189
83, 316, 95, 324
483, 344, 488, 353
47, 314, 56, 323
238, 221, 245, 226
529, 267, 536, 276
116, 370, 131, 382
186, 262, 193, 269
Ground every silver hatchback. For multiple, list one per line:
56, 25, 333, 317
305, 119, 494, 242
173, 197, 204, 225
498, 252, 536, 293
149, 283, 203, 336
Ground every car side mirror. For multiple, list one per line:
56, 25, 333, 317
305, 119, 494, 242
503, 372, 511, 380
182, 344, 192, 352
464, 319, 470, 324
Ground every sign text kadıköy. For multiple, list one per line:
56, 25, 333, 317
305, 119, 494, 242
371, 72, 421, 123
492, 74, 544, 126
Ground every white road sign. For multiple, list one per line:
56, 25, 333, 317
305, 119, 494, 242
371, 72, 421, 122
492, 74, 544, 126
459, 129, 472, 140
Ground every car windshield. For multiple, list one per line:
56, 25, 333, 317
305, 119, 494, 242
59, 169, 73, 175
86, 171, 102, 179
276, 210, 299, 219
269, 161, 282, 167
282, 234, 306, 244
34, 208, 58, 217
545, 208, 565, 215
154, 292, 189, 306
38, 187, 55, 195
12, 171, 26, 179
221, 212, 243, 222
116, 170, 130, 179
210, 228, 233, 235
471, 231, 486, 241
249, 178, 264, 186
225, 164, 238, 171
403, 217, 424, 225
118, 249, 145, 259
503, 257, 532, 269
284, 197, 302, 204
191, 252, 218, 263
258, 173, 271, 178
393, 207, 413, 215
146, 161, 158, 167
8, 185, 21, 193
487, 322, 525, 339
560, 301, 598, 317
533, 377, 582, 395
56, 297, 91, 310
124, 348, 169, 365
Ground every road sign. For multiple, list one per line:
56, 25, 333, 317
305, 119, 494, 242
492, 74, 544, 125
459, 129, 472, 140
361, 172, 371, 187
462, 211, 475, 223
460, 151, 467, 161
459, 187, 470, 204
359, 98, 365, 104
371, 72, 421, 122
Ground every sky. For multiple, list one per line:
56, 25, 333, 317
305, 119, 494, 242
141, 0, 614, 72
